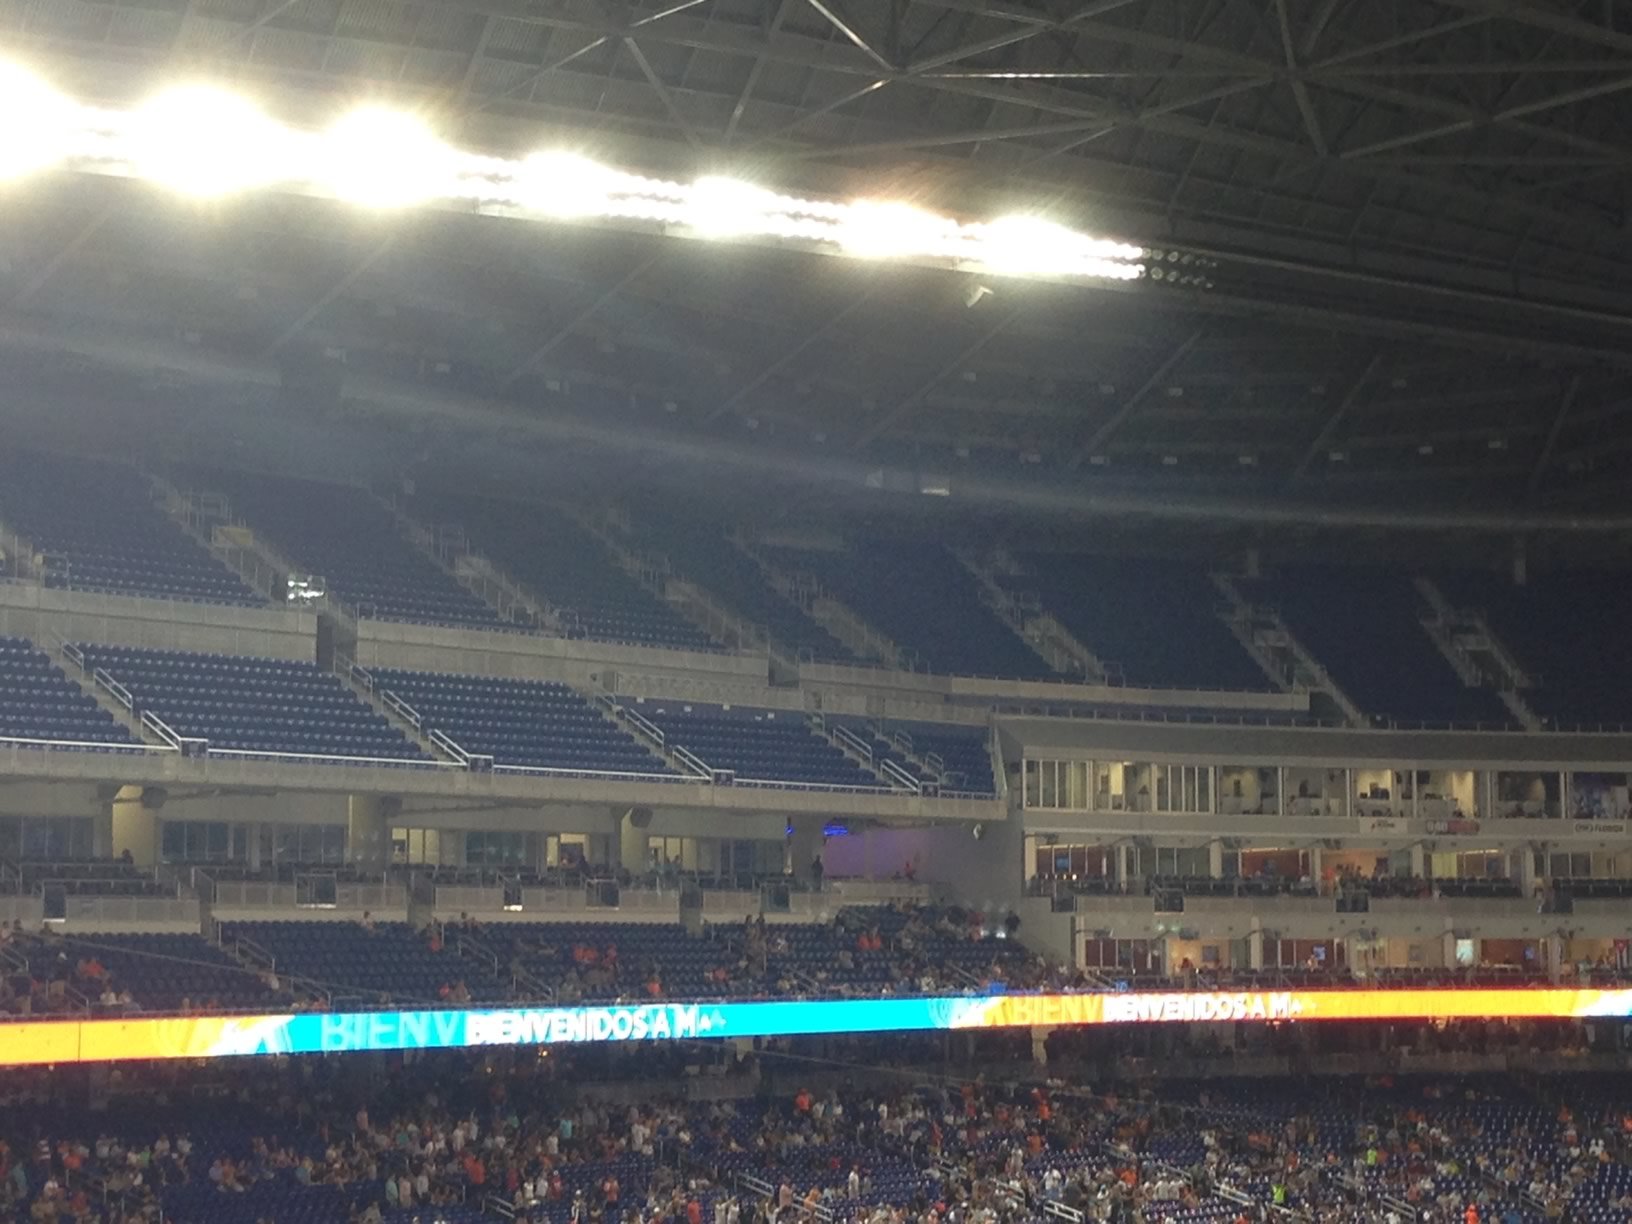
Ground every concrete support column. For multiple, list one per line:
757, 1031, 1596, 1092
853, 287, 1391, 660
347, 795, 391, 874
1516, 845, 1539, 897
1547, 933, 1566, 983
1031, 1026, 1052, 1066
1409, 843, 1426, 878
1307, 846, 1322, 886
1114, 843, 1131, 891
1442, 920, 1457, 969
789, 815, 823, 887
107, 786, 157, 866
1248, 917, 1264, 970
1207, 839, 1224, 879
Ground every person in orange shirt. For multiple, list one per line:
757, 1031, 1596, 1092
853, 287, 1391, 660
1464, 1204, 1479, 1224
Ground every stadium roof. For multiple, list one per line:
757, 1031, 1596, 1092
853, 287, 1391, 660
7, 0, 1632, 530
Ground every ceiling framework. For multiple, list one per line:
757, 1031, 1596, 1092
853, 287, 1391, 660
4, 0, 1632, 519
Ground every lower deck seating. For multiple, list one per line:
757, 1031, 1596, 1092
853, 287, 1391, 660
221, 920, 509, 1004
0, 636, 139, 748
77, 645, 429, 763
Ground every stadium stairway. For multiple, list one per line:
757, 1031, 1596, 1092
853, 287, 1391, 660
568, 507, 741, 652
337, 660, 466, 764
373, 497, 532, 630
48, 639, 160, 746
1208, 573, 1305, 693
956, 548, 1107, 681
735, 538, 902, 667
1414, 576, 1544, 732
1211, 572, 1367, 726
806, 713, 920, 792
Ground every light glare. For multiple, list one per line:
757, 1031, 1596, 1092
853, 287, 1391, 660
0, 63, 1146, 283
317, 108, 451, 208
132, 86, 291, 198
0, 63, 73, 181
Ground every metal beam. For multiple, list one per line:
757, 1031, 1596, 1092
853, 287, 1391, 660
497, 251, 661, 392
850, 310, 1018, 449
1432, 0, 1632, 56
623, 37, 706, 150
1289, 350, 1383, 480
1528, 374, 1582, 496
1067, 328, 1205, 469
1343, 74, 1632, 159
1275, 0, 1328, 157
723, 0, 790, 144
803, 0, 897, 73
905, 0, 1147, 75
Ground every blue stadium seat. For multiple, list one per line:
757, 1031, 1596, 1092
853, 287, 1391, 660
1008, 554, 1269, 691
1244, 566, 1513, 728
421, 496, 721, 652
199, 474, 509, 630
628, 515, 858, 663
369, 669, 676, 777
1439, 568, 1632, 727
76, 645, 429, 763
0, 451, 262, 606
0, 636, 139, 748
771, 542, 1057, 680
635, 700, 889, 790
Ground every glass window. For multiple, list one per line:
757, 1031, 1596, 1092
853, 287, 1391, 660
1024, 760, 1040, 807
1040, 761, 1058, 808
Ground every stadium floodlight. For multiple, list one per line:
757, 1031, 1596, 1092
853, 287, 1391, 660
0, 59, 1148, 283
840, 200, 961, 261
0, 63, 74, 181
686, 176, 781, 238
130, 85, 293, 198
313, 108, 453, 208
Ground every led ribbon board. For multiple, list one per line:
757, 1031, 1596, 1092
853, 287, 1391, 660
3, 988, 1632, 1066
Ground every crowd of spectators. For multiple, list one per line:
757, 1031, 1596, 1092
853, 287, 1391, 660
5, 1038, 1632, 1224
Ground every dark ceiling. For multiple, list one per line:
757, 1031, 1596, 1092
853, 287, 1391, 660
6, 0, 1632, 533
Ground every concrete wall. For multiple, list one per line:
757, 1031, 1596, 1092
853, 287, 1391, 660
0, 583, 315, 659
352, 619, 768, 689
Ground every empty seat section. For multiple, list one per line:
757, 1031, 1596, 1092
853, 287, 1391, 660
882, 720, 996, 796
370, 669, 674, 776
1243, 566, 1512, 728
772, 542, 1056, 679
77, 645, 429, 762
630, 516, 858, 663
0, 636, 138, 747
1012, 554, 1269, 690
636, 700, 889, 789
424, 495, 720, 651
0, 451, 261, 605
222, 920, 508, 1002
201, 474, 507, 628
1438, 568, 1632, 726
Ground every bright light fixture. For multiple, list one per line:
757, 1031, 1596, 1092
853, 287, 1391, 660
130, 85, 292, 198
841, 201, 959, 261
0, 63, 74, 181
0, 60, 1147, 283
315, 108, 452, 208
687, 176, 780, 238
